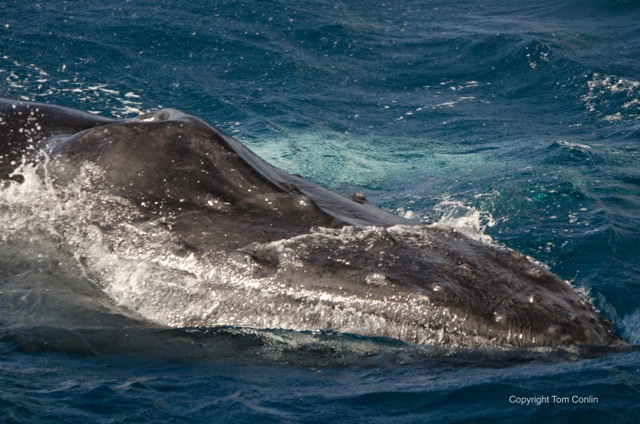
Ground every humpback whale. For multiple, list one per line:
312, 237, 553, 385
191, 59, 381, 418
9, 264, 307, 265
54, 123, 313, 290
0, 99, 621, 348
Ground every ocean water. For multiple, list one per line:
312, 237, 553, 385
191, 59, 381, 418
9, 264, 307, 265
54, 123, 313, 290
1, 0, 640, 422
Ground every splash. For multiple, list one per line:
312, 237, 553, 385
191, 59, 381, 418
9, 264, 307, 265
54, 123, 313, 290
0, 162, 509, 347
431, 197, 496, 244
0, 163, 148, 329
0, 55, 152, 118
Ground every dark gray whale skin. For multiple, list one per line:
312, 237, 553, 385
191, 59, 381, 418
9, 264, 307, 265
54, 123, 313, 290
0, 98, 623, 348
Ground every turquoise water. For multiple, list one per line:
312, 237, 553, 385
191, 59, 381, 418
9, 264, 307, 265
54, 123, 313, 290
1, 0, 640, 422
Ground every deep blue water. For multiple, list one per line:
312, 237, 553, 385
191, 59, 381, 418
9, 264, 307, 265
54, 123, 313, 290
1, 0, 640, 422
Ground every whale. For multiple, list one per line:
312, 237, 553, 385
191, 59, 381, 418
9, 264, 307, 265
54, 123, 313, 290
0, 98, 622, 348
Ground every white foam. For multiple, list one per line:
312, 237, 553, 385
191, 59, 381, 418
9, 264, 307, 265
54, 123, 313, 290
557, 140, 593, 150
431, 197, 496, 244
582, 73, 640, 123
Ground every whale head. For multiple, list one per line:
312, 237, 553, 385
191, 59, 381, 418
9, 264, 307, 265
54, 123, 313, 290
0, 100, 622, 349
